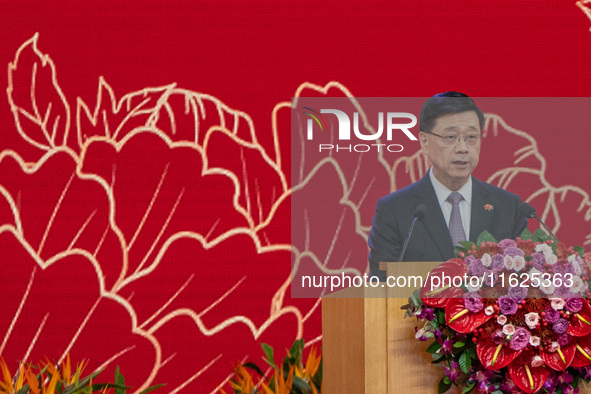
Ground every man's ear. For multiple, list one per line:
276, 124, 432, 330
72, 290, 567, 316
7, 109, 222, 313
419, 131, 429, 153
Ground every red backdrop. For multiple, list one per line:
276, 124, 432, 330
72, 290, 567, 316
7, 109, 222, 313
1, 1, 591, 392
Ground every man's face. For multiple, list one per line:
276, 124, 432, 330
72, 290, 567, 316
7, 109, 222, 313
419, 111, 481, 191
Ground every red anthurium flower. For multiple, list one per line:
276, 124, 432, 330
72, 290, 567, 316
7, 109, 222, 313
444, 297, 492, 333
476, 340, 521, 370
571, 334, 591, 368
421, 258, 467, 308
507, 353, 549, 394
539, 341, 576, 371
567, 299, 591, 337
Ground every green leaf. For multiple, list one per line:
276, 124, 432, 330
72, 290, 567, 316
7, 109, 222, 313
16, 385, 31, 394
465, 346, 477, 359
243, 362, 265, 377
137, 384, 166, 394
291, 375, 313, 393
453, 341, 465, 348
462, 381, 476, 393
261, 343, 276, 369
425, 332, 434, 339
520, 228, 533, 240
437, 310, 445, 325
574, 246, 585, 258
115, 366, 126, 394
458, 241, 475, 250
454, 245, 468, 257
458, 352, 471, 374
476, 230, 497, 245
426, 341, 442, 354
573, 375, 580, 389
288, 338, 304, 364
533, 229, 549, 242
438, 376, 453, 394
411, 292, 418, 307
431, 354, 447, 364
87, 383, 130, 392
64, 370, 105, 394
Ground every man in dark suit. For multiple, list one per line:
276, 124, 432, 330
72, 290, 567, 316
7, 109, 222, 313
368, 92, 528, 281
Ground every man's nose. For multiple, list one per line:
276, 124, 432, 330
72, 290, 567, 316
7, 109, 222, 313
454, 137, 469, 152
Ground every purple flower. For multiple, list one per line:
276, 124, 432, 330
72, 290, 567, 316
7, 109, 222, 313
509, 327, 531, 351
463, 293, 484, 313
554, 262, 575, 276
554, 285, 572, 299
553, 318, 569, 335
504, 246, 524, 257
498, 296, 518, 315
470, 369, 494, 384
441, 339, 453, 355
483, 270, 498, 286
566, 297, 583, 313
545, 307, 561, 324
417, 307, 435, 320
499, 239, 517, 249
500, 379, 523, 394
414, 327, 428, 341
531, 252, 545, 270
557, 333, 572, 346
492, 329, 505, 345
445, 360, 459, 382
464, 255, 477, 264
508, 285, 528, 300
468, 259, 485, 276
544, 373, 560, 391
558, 371, 574, 384
491, 254, 504, 271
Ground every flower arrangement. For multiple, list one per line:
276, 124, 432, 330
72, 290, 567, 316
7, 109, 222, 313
0, 354, 163, 394
405, 229, 591, 393
224, 339, 322, 394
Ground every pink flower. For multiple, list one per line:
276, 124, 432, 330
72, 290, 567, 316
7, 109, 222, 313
551, 298, 566, 310
484, 204, 494, 211
530, 335, 541, 347
481, 253, 492, 268
484, 306, 495, 315
502, 324, 516, 335
497, 314, 508, 325
524, 312, 539, 329
531, 355, 544, 367
503, 255, 515, 270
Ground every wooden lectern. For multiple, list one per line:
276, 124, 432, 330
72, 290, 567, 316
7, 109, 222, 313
322, 285, 443, 393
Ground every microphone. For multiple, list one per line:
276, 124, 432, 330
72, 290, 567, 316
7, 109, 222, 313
519, 202, 560, 243
398, 204, 427, 262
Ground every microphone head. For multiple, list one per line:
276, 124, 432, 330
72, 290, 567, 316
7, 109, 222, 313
415, 204, 427, 220
519, 202, 537, 219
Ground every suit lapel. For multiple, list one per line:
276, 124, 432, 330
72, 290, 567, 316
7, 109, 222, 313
414, 175, 455, 260
469, 177, 493, 242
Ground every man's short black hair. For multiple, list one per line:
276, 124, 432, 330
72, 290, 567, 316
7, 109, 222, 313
419, 91, 485, 133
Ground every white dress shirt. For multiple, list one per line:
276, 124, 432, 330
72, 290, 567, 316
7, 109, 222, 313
429, 168, 472, 240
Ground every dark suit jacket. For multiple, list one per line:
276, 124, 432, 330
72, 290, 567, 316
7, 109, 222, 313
368, 173, 528, 281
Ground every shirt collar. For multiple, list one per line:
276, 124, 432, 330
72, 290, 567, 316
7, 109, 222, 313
429, 167, 473, 206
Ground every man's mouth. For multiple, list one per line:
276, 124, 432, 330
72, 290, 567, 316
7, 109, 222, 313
452, 161, 469, 167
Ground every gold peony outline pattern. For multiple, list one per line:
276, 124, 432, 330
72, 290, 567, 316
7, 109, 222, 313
578, 0, 591, 30
1, 33, 591, 392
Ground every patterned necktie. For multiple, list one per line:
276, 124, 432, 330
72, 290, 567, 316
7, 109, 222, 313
447, 191, 466, 246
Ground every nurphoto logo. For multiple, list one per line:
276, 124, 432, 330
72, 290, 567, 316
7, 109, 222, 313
301, 105, 418, 153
